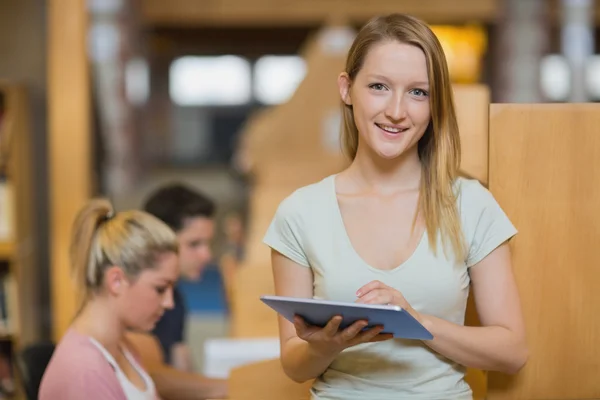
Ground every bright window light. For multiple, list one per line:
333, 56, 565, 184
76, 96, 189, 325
169, 56, 251, 106
125, 57, 149, 106
585, 55, 600, 99
254, 55, 306, 105
540, 54, 571, 101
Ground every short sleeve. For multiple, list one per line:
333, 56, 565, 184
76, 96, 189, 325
263, 193, 310, 267
460, 180, 518, 267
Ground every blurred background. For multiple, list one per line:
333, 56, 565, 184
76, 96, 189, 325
1, 0, 600, 398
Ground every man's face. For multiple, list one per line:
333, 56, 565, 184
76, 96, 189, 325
176, 216, 215, 281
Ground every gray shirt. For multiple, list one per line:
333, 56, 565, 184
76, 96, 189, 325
264, 175, 517, 400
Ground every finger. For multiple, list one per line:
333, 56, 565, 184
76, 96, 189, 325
293, 315, 310, 337
356, 326, 394, 344
355, 280, 384, 297
353, 324, 385, 343
339, 320, 368, 341
355, 290, 378, 304
322, 315, 343, 337
368, 333, 394, 343
293, 315, 307, 328
356, 289, 390, 305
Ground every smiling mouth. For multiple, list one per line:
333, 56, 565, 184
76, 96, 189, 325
375, 123, 409, 134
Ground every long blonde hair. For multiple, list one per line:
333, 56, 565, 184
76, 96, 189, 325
341, 14, 465, 260
69, 199, 178, 300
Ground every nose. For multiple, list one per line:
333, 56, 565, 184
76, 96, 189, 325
385, 92, 407, 122
163, 288, 175, 310
200, 246, 212, 264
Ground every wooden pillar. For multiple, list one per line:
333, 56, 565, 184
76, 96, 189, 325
48, 0, 92, 341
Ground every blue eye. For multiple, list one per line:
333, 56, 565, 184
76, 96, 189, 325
369, 83, 387, 91
410, 88, 428, 97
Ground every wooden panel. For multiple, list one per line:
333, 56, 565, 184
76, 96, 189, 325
453, 84, 489, 185
487, 103, 600, 399
142, 0, 499, 26
48, 0, 92, 341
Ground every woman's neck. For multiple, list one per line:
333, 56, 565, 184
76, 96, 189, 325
72, 297, 124, 356
345, 144, 422, 195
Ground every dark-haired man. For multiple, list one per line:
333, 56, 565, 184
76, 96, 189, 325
127, 183, 227, 399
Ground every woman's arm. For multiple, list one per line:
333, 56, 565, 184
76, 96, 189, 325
421, 242, 528, 373
272, 251, 389, 383
357, 242, 528, 374
272, 251, 339, 383
171, 343, 195, 372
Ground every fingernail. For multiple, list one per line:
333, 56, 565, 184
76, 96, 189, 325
356, 291, 362, 296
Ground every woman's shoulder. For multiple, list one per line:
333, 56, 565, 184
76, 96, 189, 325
44, 330, 117, 378
286, 174, 335, 200
40, 330, 124, 399
454, 176, 496, 208
276, 174, 335, 212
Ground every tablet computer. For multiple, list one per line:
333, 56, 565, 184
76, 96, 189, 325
260, 295, 433, 340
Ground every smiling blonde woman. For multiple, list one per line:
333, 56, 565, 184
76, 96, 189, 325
264, 13, 528, 400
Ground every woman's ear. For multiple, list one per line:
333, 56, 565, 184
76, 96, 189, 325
105, 266, 127, 295
338, 72, 352, 106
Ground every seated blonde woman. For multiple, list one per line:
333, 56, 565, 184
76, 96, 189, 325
39, 199, 179, 400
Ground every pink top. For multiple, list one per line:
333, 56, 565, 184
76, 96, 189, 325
39, 329, 160, 400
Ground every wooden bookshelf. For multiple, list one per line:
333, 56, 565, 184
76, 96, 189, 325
0, 81, 40, 399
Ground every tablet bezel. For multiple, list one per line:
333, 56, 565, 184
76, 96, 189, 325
260, 295, 433, 340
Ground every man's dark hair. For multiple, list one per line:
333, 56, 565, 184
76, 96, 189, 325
143, 183, 215, 232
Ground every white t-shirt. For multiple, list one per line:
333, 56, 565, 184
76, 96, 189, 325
263, 175, 517, 400
89, 338, 158, 400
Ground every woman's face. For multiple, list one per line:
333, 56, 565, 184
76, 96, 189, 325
116, 252, 180, 332
339, 40, 431, 160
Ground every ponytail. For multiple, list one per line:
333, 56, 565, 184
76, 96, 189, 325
69, 199, 114, 293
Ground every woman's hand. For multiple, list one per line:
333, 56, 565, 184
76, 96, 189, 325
293, 314, 393, 356
355, 280, 424, 324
